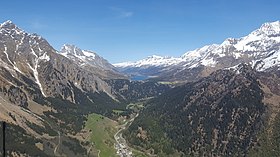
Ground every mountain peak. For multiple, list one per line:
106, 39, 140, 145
254, 21, 280, 36
61, 44, 84, 56
60, 44, 117, 71
61, 44, 97, 58
261, 21, 280, 29
2, 20, 13, 25
147, 55, 164, 59
0, 20, 17, 29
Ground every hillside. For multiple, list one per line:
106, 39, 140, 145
124, 64, 280, 156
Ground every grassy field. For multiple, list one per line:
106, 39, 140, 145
126, 102, 145, 112
85, 113, 118, 157
132, 149, 149, 157
85, 112, 151, 157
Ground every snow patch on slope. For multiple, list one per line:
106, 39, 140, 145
258, 50, 280, 71
82, 50, 95, 59
39, 52, 50, 61
3, 45, 23, 74
27, 61, 46, 97
28, 47, 49, 97
200, 57, 216, 67
60, 44, 96, 61
234, 34, 259, 51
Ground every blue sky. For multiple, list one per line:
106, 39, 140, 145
0, 0, 279, 63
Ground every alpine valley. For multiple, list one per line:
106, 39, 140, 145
0, 20, 280, 157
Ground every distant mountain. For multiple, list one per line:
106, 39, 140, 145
114, 55, 184, 68
60, 44, 114, 70
124, 64, 280, 156
60, 44, 125, 79
114, 55, 185, 79
115, 21, 280, 82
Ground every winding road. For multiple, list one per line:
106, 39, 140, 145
114, 113, 138, 157
54, 131, 61, 156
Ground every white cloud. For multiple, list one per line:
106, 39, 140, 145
110, 7, 134, 19
121, 11, 134, 18
30, 21, 47, 30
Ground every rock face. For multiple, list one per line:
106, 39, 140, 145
60, 44, 125, 79
115, 21, 280, 82
125, 64, 280, 156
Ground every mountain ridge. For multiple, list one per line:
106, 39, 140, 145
60, 44, 114, 70
59, 44, 125, 79
115, 20, 280, 68
114, 20, 280, 81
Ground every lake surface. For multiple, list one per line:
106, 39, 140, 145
131, 75, 149, 81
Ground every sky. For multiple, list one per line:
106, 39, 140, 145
0, 0, 279, 63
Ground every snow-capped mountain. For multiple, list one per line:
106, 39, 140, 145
114, 55, 185, 78
114, 55, 185, 68
190, 21, 280, 70
115, 21, 280, 81
0, 20, 124, 156
0, 20, 118, 100
60, 44, 115, 71
0, 20, 53, 97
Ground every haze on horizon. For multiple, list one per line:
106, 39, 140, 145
0, 0, 279, 63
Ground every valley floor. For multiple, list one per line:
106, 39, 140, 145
85, 112, 146, 157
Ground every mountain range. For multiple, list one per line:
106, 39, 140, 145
0, 20, 169, 156
0, 20, 280, 157
114, 21, 280, 82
